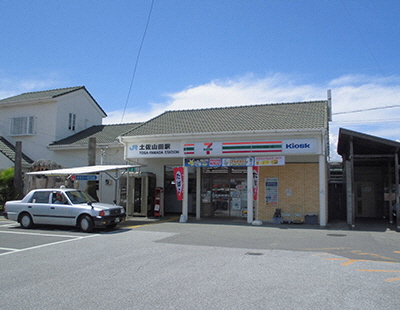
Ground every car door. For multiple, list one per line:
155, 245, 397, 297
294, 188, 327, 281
49, 192, 74, 226
28, 191, 52, 224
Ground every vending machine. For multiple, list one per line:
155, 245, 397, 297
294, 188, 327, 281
154, 187, 164, 217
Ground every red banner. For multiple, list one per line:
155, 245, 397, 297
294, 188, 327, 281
173, 167, 184, 201
252, 166, 259, 201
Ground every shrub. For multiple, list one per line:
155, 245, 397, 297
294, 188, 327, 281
0, 168, 18, 206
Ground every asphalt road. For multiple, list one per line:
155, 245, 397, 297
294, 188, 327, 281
0, 217, 399, 309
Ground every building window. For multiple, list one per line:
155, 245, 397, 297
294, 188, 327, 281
69, 113, 76, 131
10, 116, 35, 135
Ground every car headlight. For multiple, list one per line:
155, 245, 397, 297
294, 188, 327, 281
120, 208, 125, 214
99, 210, 110, 216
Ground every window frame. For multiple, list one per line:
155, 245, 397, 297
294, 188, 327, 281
68, 113, 76, 131
10, 116, 35, 136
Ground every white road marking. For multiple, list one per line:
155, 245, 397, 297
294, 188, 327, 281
0, 231, 99, 257
0, 229, 89, 238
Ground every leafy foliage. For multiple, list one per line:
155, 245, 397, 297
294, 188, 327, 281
0, 168, 18, 207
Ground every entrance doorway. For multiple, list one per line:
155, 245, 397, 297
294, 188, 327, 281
119, 172, 156, 217
356, 181, 376, 218
202, 167, 247, 217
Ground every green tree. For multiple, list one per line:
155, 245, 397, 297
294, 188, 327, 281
0, 168, 18, 207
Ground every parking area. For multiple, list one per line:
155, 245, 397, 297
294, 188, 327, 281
1, 216, 400, 309
0, 220, 98, 256
0, 216, 172, 257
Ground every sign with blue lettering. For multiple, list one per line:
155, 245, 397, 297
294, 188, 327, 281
74, 175, 98, 181
282, 139, 317, 154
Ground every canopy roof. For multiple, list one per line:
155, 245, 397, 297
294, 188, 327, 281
26, 164, 144, 176
337, 128, 400, 159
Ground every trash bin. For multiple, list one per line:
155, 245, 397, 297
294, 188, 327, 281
201, 202, 213, 217
305, 213, 318, 225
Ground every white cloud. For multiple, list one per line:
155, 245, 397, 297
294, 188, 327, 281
3, 72, 400, 160
105, 73, 400, 160
0, 73, 63, 100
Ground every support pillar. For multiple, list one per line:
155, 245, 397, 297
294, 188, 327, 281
247, 166, 253, 224
196, 167, 201, 220
319, 154, 327, 226
181, 166, 189, 222
395, 150, 400, 230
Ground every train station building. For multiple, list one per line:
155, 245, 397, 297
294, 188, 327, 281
119, 99, 331, 226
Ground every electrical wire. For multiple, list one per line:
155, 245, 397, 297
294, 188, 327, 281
333, 104, 400, 115
120, 0, 155, 123
340, 0, 400, 107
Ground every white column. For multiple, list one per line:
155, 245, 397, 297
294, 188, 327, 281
247, 166, 254, 224
319, 154, 327, 226
196, 167, 201, 220
181, 166, 189, 222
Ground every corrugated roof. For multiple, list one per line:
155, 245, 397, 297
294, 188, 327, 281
51, 123, 142, 146
0, 86, 107, 117
122, 101, 328, 137
0, 137, 34, 166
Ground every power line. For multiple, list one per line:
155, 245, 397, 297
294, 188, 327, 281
120, 0, 155, 123
333, 104, 400, 115
340, 0, 400, 106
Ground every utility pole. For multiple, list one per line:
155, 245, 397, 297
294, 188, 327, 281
88, 137, 96, 166
86, 137, 99, 200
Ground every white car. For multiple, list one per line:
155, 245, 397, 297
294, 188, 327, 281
3, 188, 125, 232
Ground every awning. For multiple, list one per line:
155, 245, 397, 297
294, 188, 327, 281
26, 164, 144, 176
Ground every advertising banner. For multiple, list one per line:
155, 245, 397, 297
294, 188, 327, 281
254, 156, 285, 166
265, 177, 278, 206
185, 156, 285, 167
252, 166, 259, 201
173, 167, 184, 201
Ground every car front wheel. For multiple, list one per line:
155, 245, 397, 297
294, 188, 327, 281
20, 213, 34, 229
78, 215, 94, 233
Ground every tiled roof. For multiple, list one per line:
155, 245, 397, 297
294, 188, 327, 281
0, 137, 34, 166
0, 86, 107, 117
122, 101, 329, 137
0, 86, 84, 104
50, 123, 142, 146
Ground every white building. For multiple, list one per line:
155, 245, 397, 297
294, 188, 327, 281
0, 86, 107, 169
119, 101, 331, 225
0, 86, 141, 204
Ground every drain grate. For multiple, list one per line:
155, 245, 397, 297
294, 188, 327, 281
327, 233, 347, 237
245, 252, 264, 256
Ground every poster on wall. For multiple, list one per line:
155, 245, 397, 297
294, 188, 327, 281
252, 166, 259, 201
173, 167, 184, 201
255, 156, 285, 166
265, 177, 278, 206
222, 157, 254, 167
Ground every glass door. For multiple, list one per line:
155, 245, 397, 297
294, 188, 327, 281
202, 167, 248, 217
212, 174, 230, 216
229, 176, 247, 217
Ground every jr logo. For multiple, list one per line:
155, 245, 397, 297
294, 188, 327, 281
129, 145, 138, 151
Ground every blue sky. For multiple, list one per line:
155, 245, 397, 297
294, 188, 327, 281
1, 0, 400, 159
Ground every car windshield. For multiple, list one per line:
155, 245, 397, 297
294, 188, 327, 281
65, 190, 97, 204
